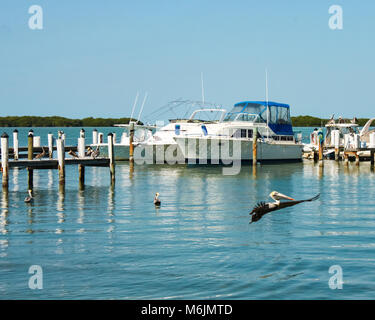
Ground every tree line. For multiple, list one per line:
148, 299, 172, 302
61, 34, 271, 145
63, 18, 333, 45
0, 115, 370, 127
291, 116, 370, 127
0, 116, 141, 127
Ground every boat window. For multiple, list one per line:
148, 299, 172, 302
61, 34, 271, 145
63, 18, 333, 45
247, 130, 253, 138
268, 106, 291, 125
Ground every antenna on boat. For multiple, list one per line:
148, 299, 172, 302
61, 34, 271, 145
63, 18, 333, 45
137, 92, 148, 124
265, 68, 270, 139
130, 92, 139, 123
201, 72, 205, 106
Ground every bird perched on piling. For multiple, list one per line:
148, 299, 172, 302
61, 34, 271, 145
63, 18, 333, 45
68, 149, 79, 158
24, 190, 34, 203
154, 192, 161, 206
35, 147, 46, 160
249, 192, 320, 224
91, 146, 100, 159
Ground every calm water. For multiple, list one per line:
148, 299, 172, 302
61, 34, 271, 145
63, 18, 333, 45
1, 127, 375, 299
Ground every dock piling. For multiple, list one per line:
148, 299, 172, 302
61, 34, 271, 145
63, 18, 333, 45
1, 133, 9, 189
78, 129, 86, 186
108, 133, 115, 184
92, 129, 98, 145
48, 133, 54, 159
252, 127, 258, 166
27, 130, 34, 190
57, 138, 65, 184
13, 129, 19, 160
129, 122, 135, 163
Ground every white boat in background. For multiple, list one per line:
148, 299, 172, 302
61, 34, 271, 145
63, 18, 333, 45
303, 116, 375, 159
174, 101, 303, 163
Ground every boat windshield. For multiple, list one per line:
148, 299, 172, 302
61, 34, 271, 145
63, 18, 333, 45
223, 101, 293, 135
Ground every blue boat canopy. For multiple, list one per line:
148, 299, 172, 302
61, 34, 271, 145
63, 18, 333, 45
223, 101, 293, 135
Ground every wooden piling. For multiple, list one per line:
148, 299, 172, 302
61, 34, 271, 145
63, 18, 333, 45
252, 127, 257, 166
371, 150, 375, 168
78, 130, 86, 186
1, 133, 9, 189
129, 122, 135, 163
47, 133, 53, 159
13, 129, 19, 160
108, 133, 115, 183
318, 135, 324, 167
27, 130, 34, 190
92, 129, 98, 145
56, 138, 65, 184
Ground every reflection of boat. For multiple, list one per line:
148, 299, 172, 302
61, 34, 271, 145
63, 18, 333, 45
174, 101, 303, 162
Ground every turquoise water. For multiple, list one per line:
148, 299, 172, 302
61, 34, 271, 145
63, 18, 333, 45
1, 127, 375, 299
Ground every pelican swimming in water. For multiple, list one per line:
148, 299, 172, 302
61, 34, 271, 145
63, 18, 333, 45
35, 147, 46, 160
68, 149, 79, 158
154, 192, 161, 206
24, 190, 34, 203
249, 192, 320, 224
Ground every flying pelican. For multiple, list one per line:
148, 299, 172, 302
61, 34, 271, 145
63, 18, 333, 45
154, 192, 161, 206
24, 190, 34, 203
249, 193, 320, 224
68, 149, 79, 158
35, 147, 46, 160
91, 146, 100, 159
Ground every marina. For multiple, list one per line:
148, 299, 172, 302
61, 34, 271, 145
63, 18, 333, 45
3, 0, 375, 304
1, 143, 375, 299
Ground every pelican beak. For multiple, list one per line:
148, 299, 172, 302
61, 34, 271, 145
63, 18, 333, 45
277, 192, 295, 201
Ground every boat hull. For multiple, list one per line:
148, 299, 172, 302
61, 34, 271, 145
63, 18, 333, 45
174, 137, 303, 163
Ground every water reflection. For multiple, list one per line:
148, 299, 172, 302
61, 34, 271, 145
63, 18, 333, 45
0, 188, 9, 235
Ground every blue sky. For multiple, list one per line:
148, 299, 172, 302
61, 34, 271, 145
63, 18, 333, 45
0, 0, 374, 119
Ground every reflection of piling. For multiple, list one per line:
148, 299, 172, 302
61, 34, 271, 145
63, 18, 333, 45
108, 133, 115, 184
13, 129, 19, 160
27, 130, 34, 190
129, 122, 135, 163
252, 128, 257, 166
57, 138, 65, 184
1, 133, 9, 189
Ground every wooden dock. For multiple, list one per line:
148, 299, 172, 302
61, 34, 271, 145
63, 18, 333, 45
1, 129, 115, 191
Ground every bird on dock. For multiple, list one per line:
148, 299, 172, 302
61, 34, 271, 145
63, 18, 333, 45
154, 192, 161, 206
351, 117, 358, 124
68, 149, 79, 158
85, 146, 93, 156
24, 190, 34, 203
249, 192, 320, 224
91, 146, 100, 159
35, 147, 46, 160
